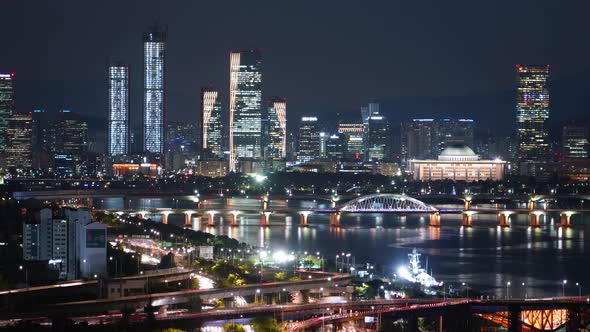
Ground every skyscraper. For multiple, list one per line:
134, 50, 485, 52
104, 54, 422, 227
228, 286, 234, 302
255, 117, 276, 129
562, 125, 589, 159
3, 112, 34, 169
201, 86, 223, 159
108, 63, 129, 156
297, 116, 320, 163
266, 98, 287, 160
516, 64, 550, 162
54, 110, 88, 176
0, 73, 15, 153
143, 24, 167, 155
229, 49, 262, 172
401, 119, 475, 162
338, 121, 364, 159
366, 113, 390, 161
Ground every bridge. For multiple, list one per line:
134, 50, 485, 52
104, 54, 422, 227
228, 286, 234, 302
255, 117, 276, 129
94, 192, 590, 229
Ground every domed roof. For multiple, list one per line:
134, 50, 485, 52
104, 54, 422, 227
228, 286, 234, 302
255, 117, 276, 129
440, 144, 476, 157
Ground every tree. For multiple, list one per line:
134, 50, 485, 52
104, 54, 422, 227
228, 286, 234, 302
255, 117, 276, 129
224, 323, 246, 332
250, 317, 285, 332
191, 277, 200, 289
186, 296, 202, 313
275, 272, 286, 281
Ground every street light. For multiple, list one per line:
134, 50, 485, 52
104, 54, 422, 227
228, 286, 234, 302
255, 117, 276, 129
506, 281, 511, 299
576, 283, 582, 299
19, 265, 28, 289
522, 282, 527, 300
462, 282, 469, 299
562, 279, 567, 297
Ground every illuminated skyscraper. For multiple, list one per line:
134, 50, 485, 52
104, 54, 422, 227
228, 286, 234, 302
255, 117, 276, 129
297, 116, 320, 163
0, 73, 15, 153
108, 63, 129, 156
338, 121, 364, 159
516, 64, 550, 162
229, 49, 262, 171
201, 86, 223, 159
3, 113, 34, 169
267, 97, 287, 159
143, 24, 167, 154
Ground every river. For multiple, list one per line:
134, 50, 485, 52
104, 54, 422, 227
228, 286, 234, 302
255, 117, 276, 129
95, 196, 589, 299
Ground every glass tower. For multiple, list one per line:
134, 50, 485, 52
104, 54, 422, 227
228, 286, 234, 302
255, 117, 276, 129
516, 64, 550, 162
562, 125, 589, 159
297, 116, 320, 163
143, 24, 166, 154
0, 73, 15, 153
108, 63, 129, 156
4, 112, 34, 169
267, 97, 287, 159
229, 49, 262, 172
366, 113, 390, 161
201, 86, 223, 159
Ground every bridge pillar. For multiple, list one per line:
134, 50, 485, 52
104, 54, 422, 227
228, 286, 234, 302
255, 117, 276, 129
508, 306, 522, 332
498, 212, 511, 227
223, 297, 234, 308
205, 211, 216, 227
260, 211, 272, 226
529, 212, 541, 227
184, 212, 192, 226
429, 212, 441, 227
435, 315, 443, 332
299, 211, 311, 227
300, 289, 310, 304
464, 199, 472, 211
529, 200, 536, 211
462, 212, 473, 227
566, 307, 582, 332
560, 212, 573, 227
329, 212, 341, 227
230, 211, 240, 227
161, 211, 171, 225
262, 195, 269, 211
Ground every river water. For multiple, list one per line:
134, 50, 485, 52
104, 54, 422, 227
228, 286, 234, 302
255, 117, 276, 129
95, 196, 590, 299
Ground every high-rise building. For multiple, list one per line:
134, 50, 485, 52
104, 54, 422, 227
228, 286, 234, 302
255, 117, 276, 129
0, 73, 15, 153
3, 113, 34, 169
325, 133, 347, 161
143, 24, 167, 155
366, 113, 390, 161
201, 86, 223, 159
297, 116, 320, 163
516, 64, 550, 162
266, 97, 287, 159
229, 49, 263, 172
23, 208, 106, 280
54, 110, 88, 176
108, 63, 129, 156
562, 125, 589, 159
338, 121, 364, 159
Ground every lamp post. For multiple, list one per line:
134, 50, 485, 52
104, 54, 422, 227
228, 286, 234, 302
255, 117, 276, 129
462, 282, 469, 299
576, 282, 581, 299
19, 265, 28, 290
562, 279, 567, 297
522, 282, 527, 300
506, 281, 511, 299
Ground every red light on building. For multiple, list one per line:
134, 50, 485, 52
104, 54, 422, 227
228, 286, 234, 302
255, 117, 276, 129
10, 73, 15, 77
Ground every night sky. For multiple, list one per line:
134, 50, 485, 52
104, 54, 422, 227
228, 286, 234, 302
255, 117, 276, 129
1, 1, 589, 151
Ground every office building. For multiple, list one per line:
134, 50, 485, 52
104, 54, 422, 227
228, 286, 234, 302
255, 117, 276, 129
409, 144, 505, 181
53, 110, 88, 176
266, 97, 287, 159
0, 73, 15, 153
338, 121, 364, 159
562, 125, 589, 159
201, 86, 223, 159
229, 49, 263, 172
143, 24, 167, 154
366, 113, 389, 161
516, 64, 550, 162
297, 116, 320, 163
23, 208, 106, 280
325, 133, 347, 161
108, 63, 129, 156
3, 113, 34, 169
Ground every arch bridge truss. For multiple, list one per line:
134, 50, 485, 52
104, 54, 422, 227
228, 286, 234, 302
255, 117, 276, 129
338, 194, 437, 213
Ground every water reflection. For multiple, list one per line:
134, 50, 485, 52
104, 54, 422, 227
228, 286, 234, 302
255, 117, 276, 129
98, 197, 590, 297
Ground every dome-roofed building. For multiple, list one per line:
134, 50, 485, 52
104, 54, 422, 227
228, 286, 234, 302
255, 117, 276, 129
410, 144, 505, 181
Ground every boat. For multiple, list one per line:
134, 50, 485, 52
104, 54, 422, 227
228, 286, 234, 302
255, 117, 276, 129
397, 248, 443, 288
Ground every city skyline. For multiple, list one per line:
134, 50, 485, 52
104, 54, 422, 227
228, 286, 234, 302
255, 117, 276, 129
1, 1, 589, 151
